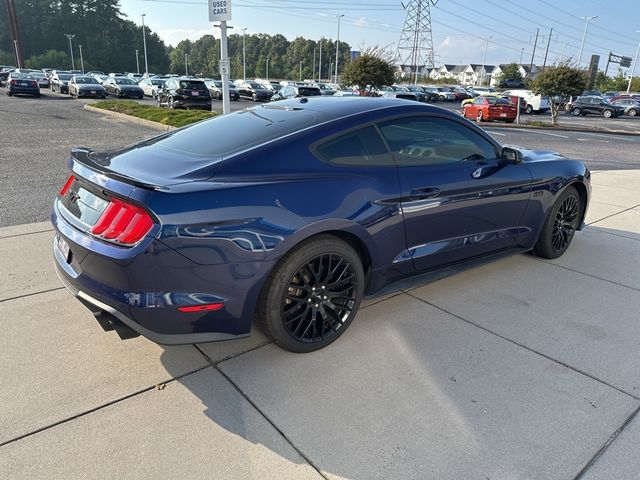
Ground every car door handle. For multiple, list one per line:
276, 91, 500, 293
409, 188, 440, 200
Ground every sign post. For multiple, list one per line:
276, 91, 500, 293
209, 0, 232, 114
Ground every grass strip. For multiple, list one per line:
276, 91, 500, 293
92, 100, 217, 128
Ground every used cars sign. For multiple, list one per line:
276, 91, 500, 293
208, 0, 231, 21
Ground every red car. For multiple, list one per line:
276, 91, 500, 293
463, 96, 517, 123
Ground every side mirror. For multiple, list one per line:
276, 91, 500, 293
500, 147, 522, 165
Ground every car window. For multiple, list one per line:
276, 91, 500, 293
315, 126, 393, 167
115, 78, 135, 85
378, 116, 497, 166
298, 87, 322, 96
179, 80, 207, 90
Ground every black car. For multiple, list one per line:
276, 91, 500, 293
0, 67, 15, 86
51, 73, 73, 93
6, 72, 40, 97
157, 77, 212, 110
569, 96, 625, 118
235, 81, 273, 101
68, 76, 106, 99
103, 77, 144, 99
499, 79, 525, 88
270, 84, 322, 101
205, 79, 239, 101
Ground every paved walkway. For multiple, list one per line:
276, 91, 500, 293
1, 170, 639, 479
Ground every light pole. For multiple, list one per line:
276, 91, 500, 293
299, 60, 303, 81
266, 58, 269, 80
79, 44, 84, 73
185, 53, 189, 76
519, 47, 524, 65
141, 14, 149, 76
241, 27, 247, 79
628, 31, 640, 93
329, 62, 333, 82
334, 14, 344, 82
319, 37, 323, 82
578, 16, 597, 67
13, 40, 19, 67
479, 35, 491, 86
312, 46, 316, 80
65, 34, 75, 70
136, 49, 140, 74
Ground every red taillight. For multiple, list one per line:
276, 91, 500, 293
91, 197, 153, 245
59, 175, 75, 196
10, 80, 17, 85
31, 81, 38, 87
177, 303, 224, 313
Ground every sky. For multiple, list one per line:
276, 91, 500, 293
120, 0, 640, 73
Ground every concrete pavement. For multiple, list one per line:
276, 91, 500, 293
1, 170, 639, 479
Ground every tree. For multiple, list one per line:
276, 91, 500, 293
530, 62, 586, 126
25, 50, 70, 69
496, 62, 523, 84
340, 50, 395, 95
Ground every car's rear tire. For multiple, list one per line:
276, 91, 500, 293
533, 185, 581, 259
256, 235, 364, 353
628, 108, 637, 117
602, 109, 613, 118
525, 105, 533, 114
571, 107, 581, 116
252, 93, 258, 102
7, 91, 12, 96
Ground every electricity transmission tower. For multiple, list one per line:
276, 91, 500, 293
396, 0, 438, 82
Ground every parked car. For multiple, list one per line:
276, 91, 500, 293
569, 96, 625, 118
504, 95, 527, 112
463, 95, 517, 123
103, 77, 144, 99
498, 79, 525, 89
87, 70, 105, 76
0, 67, 15, 86
421, 86, 440, 102
502, 89, 550, 114
235, 80, 273, 101
603, 91, 619, 100
461, 93, 504, 108
6, 72, 40, 97
610, 98, 640, 116
68, 75, 106, 98
50, 72, 73, 93
138, 77, 167, 98
469, 86, 497, 96
271, 84, 323, 101
127, 73, 144, 82
204, 79, 239, 101
333, 89, 359, 96
157, 77, 212, 110
404, 85, 431, 102
51, 97, 590, 352
28, 71, 50, 88
314, 82, 336, 96
381, 89, 418, 101
434, 86, 456, 101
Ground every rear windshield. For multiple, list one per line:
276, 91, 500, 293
487, 97, 511, 105
58, 74, 72, 80
151, 79, 165, 86
180, 80, 207, 90
140, 105, 331, 157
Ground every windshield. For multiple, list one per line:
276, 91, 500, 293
75, 77, 99, 84
151, 79, 165, 86
115, 78, 136, 85
58, 74, 72, 80
249, 82, 266, 90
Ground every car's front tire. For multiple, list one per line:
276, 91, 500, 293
533, 185, 581, 259
256, 235, 364, 353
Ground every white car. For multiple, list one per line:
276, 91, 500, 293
138, 77, 167, 98
503, 89, 551, 114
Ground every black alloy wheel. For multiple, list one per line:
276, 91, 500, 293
533, 185, 581, 259
257, 235, 364, 353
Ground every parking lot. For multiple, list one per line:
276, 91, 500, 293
2, 88, 640, 479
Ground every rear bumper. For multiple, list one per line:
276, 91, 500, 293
9, 86, 39, 95
173, 97, 212, 108
51, 201, 260, 345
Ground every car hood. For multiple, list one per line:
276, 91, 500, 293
504, 145, 566, 162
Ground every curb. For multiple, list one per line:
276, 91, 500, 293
480, 121, 640, 136
83, 104, 176, 132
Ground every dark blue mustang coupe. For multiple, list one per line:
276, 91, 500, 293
52, 98, 590, 352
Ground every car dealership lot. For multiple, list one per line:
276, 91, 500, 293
2, 91, 640, 479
